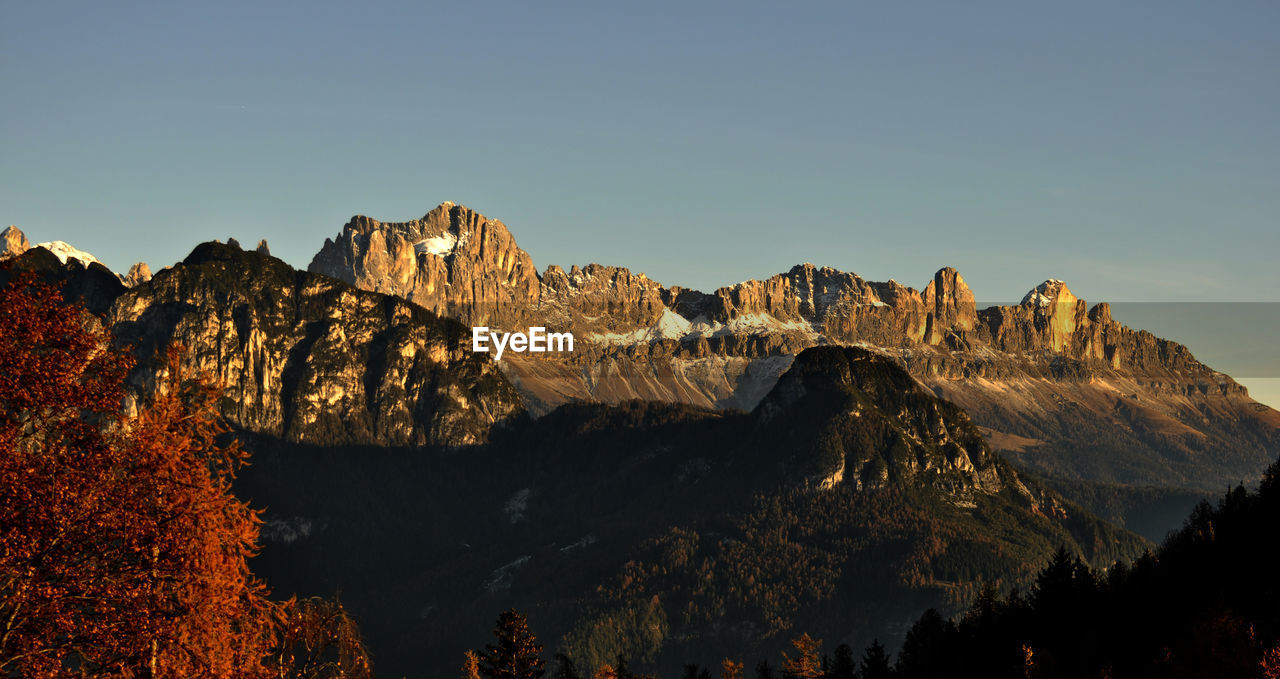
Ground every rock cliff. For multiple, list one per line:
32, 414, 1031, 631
309, 203, 541, 326
111, 241, 525, 447
124, 262, 152, 287
1, 225, 30, 259
753, 346, 1003, 496
307, 203, 1279, 490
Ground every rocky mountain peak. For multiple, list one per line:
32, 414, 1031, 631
1021, 278, 1076, 309
756, 345, 1002, 493
922, 267, 977, 340
308, 202, 540, 326
34, 240, 108, 271
124, 262, 152, 287
113, 240, 525, 446
1, 226, 30, 258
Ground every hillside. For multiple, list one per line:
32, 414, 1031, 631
236, 346, 1147, 678
309, 203, 1280, 526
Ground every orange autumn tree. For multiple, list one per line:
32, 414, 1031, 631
270, 596, 373, 679
0, 273, 272, 677
780, 633, 822, 679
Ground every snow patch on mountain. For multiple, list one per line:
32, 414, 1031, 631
1021, 279, 1072, 308
588, 307, 695, 344
414, 230, 468, 257
720, 313, 816, 337
559, 535, 598, 553
588, 309, 819, 346
36, 241, 106, 269
485, 556, 531, 593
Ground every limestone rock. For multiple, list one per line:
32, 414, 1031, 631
1, 226, 29, 259
124, 262, 152, 287
111, 242, 525, 447
304, 203, 1278, 489
922, 267, 977, 343
309, 203, 541, 327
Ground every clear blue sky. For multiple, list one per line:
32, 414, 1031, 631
3, 1, 1278, 304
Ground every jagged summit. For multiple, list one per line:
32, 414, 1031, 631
112, 237, 525, 447
124, 262, 152, 287
1, 225, 155, 288
340, 202, 480, 236
1021, 278, 1075, 308
35, 240, 106, 270
309, 202, 540, 326
5, 228, 102, 270
297, 203, 1280, 498
303, 204, 1167, 365
302, 203, 1229, 375
1, 225, 30, 259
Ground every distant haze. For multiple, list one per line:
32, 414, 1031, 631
3, 2, 1277, 306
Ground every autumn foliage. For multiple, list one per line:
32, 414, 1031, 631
0, 274, 273, 677
270, 596, 373, 679
778, 633, 821, 679
479, 609, 546, 679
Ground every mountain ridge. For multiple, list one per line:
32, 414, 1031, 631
1, 215, 1229, 678
308, 203, 1279, 495
109, 240, 526, 447
237, 345, 1148, 679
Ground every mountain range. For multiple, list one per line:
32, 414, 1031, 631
3, 205, 1277, 678
305, 205, 1278, 497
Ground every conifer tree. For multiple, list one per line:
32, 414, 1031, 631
462, 650, 483, 679
552, 653, 582, 679
479, 609, 546, 679
895, 608, 956, 678
720, 658, 744, 679
828, 644, 855, 679
859, 640, 892, 679
781, 633, 822, 679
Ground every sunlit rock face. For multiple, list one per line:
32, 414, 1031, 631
111, 241, 525, 447
1, 225, 30, 259
308, 203, 1279, 489
309, 203, 541, 328
123, 262, 152, 287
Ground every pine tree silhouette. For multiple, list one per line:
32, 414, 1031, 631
552, 653, 582, 679
479, 609, 546, 679
859, 640, 892, 679
828, 644, 855, 679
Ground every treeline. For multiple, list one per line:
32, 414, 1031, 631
468, 612, 895, 679
471, 460, 1280, 679
878, 464, 1280, 678
7, 269, 1277, 679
